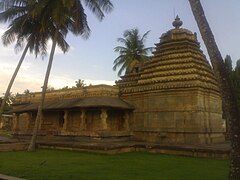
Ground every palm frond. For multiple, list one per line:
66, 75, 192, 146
69, 0, 90, 39
2, 27, 17, 46
141, 30, 150, 42
83, 0, 113, 21
113, 28, 153, 76
55, 30, 70, 53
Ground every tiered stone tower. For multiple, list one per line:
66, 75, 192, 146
116, 16, 225, 144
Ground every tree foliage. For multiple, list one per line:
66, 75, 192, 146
113, 28, 153, 76
25, 0, 113, 151
24, 89, 31, 94
46, 85, 55, 91
0, 93, 15, 113
75, 79, 85, 88
188, 1, 240, 178
224, 56, 240, 112
0, 0, 71, 116
61, 86, 69, 90
225, 55, 233, 75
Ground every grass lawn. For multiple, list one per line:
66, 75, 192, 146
0, 129, 9, 135
0, 149, 229, 180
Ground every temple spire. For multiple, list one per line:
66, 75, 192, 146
172, 15, 183, 29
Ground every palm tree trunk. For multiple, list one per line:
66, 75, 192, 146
188, 0, 240, 179
28, 32, 58, 151
0, 44, 29, 115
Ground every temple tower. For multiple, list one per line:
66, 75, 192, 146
116, 17, 226, 144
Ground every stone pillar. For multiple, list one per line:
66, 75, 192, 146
29, 113, 33, 129
100, 109, 108, 130
123, 111, 130, 131
26, 112, 31, 131
63, 110, 69, 131
0, 116, 2, 129
39, 113, 43, 130
12, 113, 19, 132
80, 109, 87, 130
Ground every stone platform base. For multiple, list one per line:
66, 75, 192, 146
133, 131, 226, 145
37, 141, 230, 159
1, 134, 230, 159
0, 142, 28, 152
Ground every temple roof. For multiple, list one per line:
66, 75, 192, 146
11, 97, 134, 113
116, 17, 219, 95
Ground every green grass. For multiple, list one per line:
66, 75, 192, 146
0, 149, 229, 180
0, 129, 9, 135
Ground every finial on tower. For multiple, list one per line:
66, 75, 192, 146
172, 15, 183, 29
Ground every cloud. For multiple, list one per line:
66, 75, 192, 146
0, 69, 116, 95
0, 64, 43, 95
84, 79, 115, 86
48, 76, 115, 90
0, 53, 43, 95
48, 75, 75, 89
0, 26, 115, 96
0, 43, 115, 95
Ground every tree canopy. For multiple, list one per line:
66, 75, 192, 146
75, 79, 85, 88
224, 55, 240, 112
25, 0, 113, 151
0, 93, 15, 113
113, 28, 153, 76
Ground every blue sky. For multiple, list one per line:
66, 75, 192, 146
0, 0, 240, 94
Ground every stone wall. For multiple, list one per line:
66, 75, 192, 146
14, 85, 119, 104
0, 115, 13, 130
122, 88, 225, 144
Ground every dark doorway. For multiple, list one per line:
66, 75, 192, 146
59, 111, 64, 128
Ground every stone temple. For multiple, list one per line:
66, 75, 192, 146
11, 17, 226, 145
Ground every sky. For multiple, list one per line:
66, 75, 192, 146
0, 0, 240, 95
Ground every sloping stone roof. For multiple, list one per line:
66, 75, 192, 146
11, 97, 134, 113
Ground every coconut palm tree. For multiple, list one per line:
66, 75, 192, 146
188, 0, 240, 178
27, 0, 113, 151
0, 0, 30, 116
113, 28, 153, 76
75, 79, 85, 88
0, 0, 69, 116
